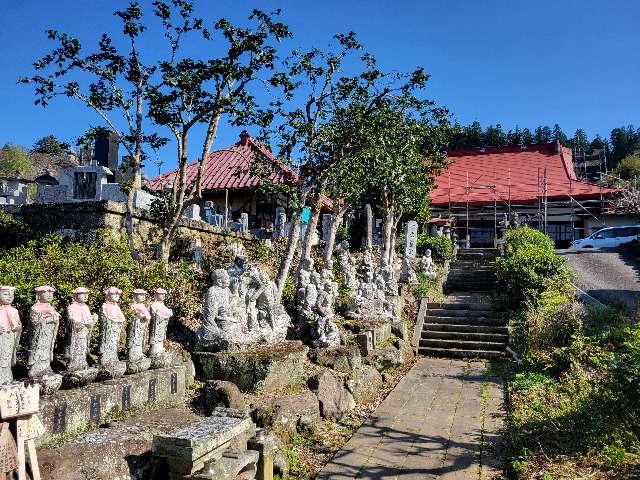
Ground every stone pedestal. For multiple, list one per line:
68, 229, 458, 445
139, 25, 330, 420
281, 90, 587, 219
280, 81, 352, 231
61, 367, 98, 389
38, 365, 186, 446
193, 341, 308, 394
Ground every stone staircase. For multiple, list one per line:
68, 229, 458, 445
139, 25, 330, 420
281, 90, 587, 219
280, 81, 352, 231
418, 248, 508, 359
443, 248, 498, 293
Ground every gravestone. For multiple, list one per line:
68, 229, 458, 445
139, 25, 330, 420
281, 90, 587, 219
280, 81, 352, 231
364, 204, 373, 250
240, 213, 249, 232
322, 214, 333, 244
404, 221, 418, 258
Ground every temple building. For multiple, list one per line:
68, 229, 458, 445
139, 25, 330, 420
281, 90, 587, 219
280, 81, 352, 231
429, 142, 626, 248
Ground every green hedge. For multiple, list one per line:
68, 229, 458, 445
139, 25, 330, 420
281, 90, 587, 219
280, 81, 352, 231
497, 226, 571, 304
416, 234, 453, 262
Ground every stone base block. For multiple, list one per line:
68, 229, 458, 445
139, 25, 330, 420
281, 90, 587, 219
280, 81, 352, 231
344, 318, 392, 347
193, 341, 308, 393
62, 367, 99, 389
33, 372, 63, 396
127, 356, 151, 374
38, 365, 186, 446
97, 360, 127, 380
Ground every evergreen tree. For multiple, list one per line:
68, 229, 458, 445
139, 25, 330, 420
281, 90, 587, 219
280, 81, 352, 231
534, 126, 552, 143
552, 124, 568, 146
32, 135, 70, 155
521, 128, 534, 144
506, 126, 522, 145
464, 121, 484, 147
571, 129, 589, 154
484, 124, 507, 146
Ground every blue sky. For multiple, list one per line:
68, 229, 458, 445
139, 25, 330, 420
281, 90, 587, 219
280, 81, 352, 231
1, 0, 638, 176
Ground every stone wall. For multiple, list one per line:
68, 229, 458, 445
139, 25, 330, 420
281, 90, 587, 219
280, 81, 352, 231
2, 200, 256, 250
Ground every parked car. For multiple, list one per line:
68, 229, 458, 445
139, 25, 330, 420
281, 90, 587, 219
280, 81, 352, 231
569, 225, 640, 250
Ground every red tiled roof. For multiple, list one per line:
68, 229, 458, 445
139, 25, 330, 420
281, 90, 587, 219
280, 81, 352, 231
147, 131, 299, 192
430, 142, 617, 207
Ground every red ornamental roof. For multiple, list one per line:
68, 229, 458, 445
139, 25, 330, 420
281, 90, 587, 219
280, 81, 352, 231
147, 131, 299, 192
430, 142, 617, 207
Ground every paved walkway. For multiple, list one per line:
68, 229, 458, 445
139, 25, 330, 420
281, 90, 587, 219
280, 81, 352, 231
318, 358, 505, 479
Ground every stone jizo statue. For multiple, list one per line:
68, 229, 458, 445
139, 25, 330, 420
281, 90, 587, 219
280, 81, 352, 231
28, 286, 62, 394
127, 288, 152, 374
63, 287, 98, 387
418, 249, 437, 280
0, 286, 21, 385
149, 287, 174, 369
98, 286, 127, 379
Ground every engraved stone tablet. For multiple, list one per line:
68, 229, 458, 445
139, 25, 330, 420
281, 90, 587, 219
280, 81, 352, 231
53, 403, 66, 433
122, 384, 131, 411
170, 372, 178, 394
148, 378, 157, 402
90, 394, 101, 422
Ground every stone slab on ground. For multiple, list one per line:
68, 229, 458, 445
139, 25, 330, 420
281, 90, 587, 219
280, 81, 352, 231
38, 406, 202, 480
192, 340, 308, 393
38, 365, 186, 446
318, 357, 506, 479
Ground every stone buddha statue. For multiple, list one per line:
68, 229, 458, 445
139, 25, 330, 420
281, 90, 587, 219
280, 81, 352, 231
98, 286, 127, 379
62, 287, 98, 387
0, 286, 21, 385
149, 287, 174, 369
28, 286, 62, 394
127, 289, 152, 374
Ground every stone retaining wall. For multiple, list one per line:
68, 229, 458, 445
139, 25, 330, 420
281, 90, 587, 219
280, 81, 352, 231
2, 200, 256, 250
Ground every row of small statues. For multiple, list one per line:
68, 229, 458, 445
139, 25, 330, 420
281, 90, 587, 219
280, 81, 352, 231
0, 285, 173, 395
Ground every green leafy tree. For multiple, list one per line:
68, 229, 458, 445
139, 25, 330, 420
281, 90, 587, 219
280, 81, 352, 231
570, 129, 589, 154
610, 125, 639, 167
0, 144, 33, 177
22, 3, 166, 259
506, 126, 523, 145
146, 4, 290, 262
31, 135, 70, 155
614, 154, 640, 181
464, 121, 484, 147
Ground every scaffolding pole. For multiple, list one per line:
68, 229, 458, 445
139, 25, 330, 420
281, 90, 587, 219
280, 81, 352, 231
466, 171, 470, 248
543, 167, 548, 234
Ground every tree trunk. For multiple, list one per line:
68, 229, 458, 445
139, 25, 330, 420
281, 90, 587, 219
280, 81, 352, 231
299, 198, 322, 271
323, 205, 349, 268
381, 190, 395, 264
276, 211, 302, 298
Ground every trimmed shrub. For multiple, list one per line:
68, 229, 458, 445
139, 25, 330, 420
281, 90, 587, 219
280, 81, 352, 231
497, 226, 572, 304
0, 211, 34, 250
416, 234, 453, 262
503, 225, 555, 255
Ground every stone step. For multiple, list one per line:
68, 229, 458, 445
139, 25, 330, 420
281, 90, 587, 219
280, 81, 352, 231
426, 308, 505, 317
427, 302, 502, 311
424, 315, 507, 327
418, 347, 506, 360
421, 330, 508, 343
419, 338, 506, 351
444, 285, 498, 293
423, 322, 508, 334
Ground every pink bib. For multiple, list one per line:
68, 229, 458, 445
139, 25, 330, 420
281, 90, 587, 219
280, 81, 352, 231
151, 301, 173, 319
0, 307, 18, 330
69, 302, 93, 324
131, 302, 151, 320
32, 302, 56, 316
102, 302, 125, 323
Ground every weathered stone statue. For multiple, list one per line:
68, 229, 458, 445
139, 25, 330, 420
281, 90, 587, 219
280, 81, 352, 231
196, 257, 290, 351
312, 280, 341, 348
127, 289, 152, 374
379, 257, 399, 295
418, 249, 437, 280
63, 287, 98, 387
149, 287, 174, 369
98, 286, 127, 379
296, 258, 318, 320
28, 286, 62, 394
400, 255, 418, 284
0, 286, 21, 385
335, 240, 358, 290
347, 262, 396, 320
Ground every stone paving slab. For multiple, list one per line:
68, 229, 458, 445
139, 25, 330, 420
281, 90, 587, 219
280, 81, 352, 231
318, 357, 505, 479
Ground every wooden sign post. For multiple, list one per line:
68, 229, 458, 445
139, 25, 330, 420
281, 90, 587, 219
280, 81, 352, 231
0, 383, 42, 480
